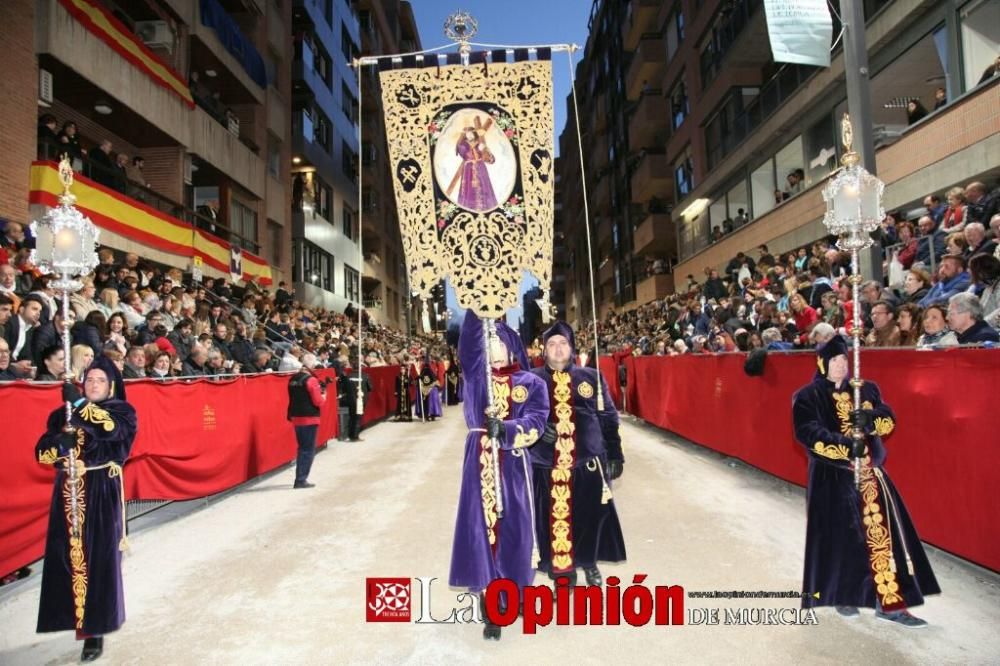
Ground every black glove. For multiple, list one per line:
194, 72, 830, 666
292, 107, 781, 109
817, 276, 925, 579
539, 423, 557, 446
850, 409, 875, 435
62, 382, 83, 405
59, 430, 77, 456
607, 459, 623, 480
485, 416, 504, 441
850, 436, 867, 460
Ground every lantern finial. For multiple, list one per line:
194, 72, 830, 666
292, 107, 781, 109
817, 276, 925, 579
840, 113, 860, 168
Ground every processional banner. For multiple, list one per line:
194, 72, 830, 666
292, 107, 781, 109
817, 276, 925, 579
377, 52, 554, 318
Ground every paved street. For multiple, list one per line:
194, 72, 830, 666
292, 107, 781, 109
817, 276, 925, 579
2, 409, 998, 665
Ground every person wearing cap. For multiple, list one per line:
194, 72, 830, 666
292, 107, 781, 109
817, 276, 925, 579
34, 355, 138, 661
450, 312, 549, 640
286, 353, 327, 488
529, 321, 626, 588
792, 335, 939, 627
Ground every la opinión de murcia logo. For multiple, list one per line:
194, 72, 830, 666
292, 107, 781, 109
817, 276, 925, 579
367, 576, 820, 631
366, 578, 411, 622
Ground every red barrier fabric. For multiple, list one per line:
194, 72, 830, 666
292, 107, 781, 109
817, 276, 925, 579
598, 357, 621, 408
623, 349, 1000, 572
359, 366, 399, 426
0, 371, 340, 578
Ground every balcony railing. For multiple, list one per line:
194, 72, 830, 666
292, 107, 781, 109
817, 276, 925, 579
705, 64, 815, 169
699, 0, 762, 89
38, 142, 259, 254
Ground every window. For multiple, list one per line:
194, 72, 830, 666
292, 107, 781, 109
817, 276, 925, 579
341, 24, 357, 62
342, 202, 356, 240
342, 141, 357, 181
267, 133, 281, 178
230, 199, 259, 251
313, 41, 333, 89
674, 147, 694, 200
774, 136, 804, 199
750, 159, 777, 218
342, 83, 358, 124
344, 265, 360, 301
314, 175, 333, 221
314, 107, 332, 152
802, 115, 837, 186
299, 240, 334, 291
668, 75, 688, 130
960, 0, 999, 91
665, 7, 684, 62
267, 219, 282, 266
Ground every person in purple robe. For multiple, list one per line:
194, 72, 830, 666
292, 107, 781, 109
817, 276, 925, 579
530, 321, 626, 588
413, 360, 443, 420
35, 355, 137, 662
449, 312, 549, 640
453, 126, 498, 212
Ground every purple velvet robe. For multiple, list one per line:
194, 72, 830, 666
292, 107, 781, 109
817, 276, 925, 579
456, 140, 498, 212
793, 377, 940, 610
414, 366, 443, 418
35, 398, 137, 635
449, 313, 549, 591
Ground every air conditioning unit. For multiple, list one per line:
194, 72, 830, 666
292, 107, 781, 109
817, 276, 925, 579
38, 68, 53, 107
183, 154, 194, 185
135, 20, 174, 53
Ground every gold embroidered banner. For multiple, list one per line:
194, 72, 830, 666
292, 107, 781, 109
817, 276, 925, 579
377, 57, 554, 318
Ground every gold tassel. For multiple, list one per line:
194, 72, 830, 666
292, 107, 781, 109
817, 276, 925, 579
889, 557, 897, 573
906, 557, 914, 576
601, 481, 612, 505
531, 547, 540, 570
119, 536, 130, 553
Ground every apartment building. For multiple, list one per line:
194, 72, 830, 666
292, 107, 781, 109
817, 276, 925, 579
558, 0, 999, 323
5, 0, 293, 285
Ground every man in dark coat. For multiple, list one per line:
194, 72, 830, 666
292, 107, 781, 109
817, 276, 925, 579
792, 335, 939, 626
35, 355, 137, 661
339, 361, 372, 441
394, 358, 413, 421
529, 321, 626, 587
445, 351, 462, 406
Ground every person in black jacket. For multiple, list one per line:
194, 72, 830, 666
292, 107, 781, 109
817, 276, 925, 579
338, 358, 372, 441
286, 353, 327, 488
72, 311, 107, 357
31, 310, 74, 370
948, 293, 1000, 344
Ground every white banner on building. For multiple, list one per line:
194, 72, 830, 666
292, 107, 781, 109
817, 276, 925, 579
763, 0, 833, 67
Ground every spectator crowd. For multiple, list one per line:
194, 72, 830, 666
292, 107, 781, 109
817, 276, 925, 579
575, 179, 1000, 361
1, 226, 444, 384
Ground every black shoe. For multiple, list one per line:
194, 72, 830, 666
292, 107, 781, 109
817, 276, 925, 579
483, 622, 501, 640
349, 437, 364, 442
81, 636, 103, 662
836, 606, 859, 617
583, 566, 602, 587
875, 609, 928, 627
293, 481, 315, 489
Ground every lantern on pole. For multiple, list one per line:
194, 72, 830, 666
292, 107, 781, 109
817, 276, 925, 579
821, 114, 885, 488
30, 157, 101, 539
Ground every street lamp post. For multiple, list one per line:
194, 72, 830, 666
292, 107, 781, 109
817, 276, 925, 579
30, 157, 101, 540
822, 114, 884, 489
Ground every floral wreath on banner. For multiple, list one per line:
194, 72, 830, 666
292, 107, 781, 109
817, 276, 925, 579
428, 106, 520, 147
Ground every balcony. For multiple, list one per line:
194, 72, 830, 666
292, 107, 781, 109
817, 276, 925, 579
629, 152, 671, 203
628, 91, 668, 152
596, 218, 613, 251
633, 212, 675, 256
626, 34, 667, 101
591, 175, 611, 212
590, 91, 607, 133
622, 0, 661, 51
635, 272, 674, 303
590, 132, 609, 170
598, 259, 615, 286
